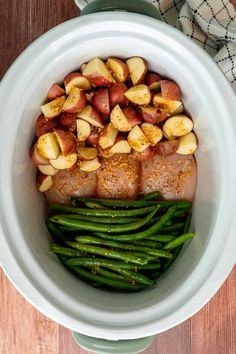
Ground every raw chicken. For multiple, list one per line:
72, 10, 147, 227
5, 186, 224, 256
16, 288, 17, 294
140, 153, 197, 201
97, 154, 140, 199
45, 167, 97, 204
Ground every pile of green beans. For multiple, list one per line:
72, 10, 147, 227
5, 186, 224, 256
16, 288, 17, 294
47, 192, 195, 292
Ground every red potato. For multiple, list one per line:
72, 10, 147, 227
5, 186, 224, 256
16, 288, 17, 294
163, 115, 193, 138
109, 82, 128, 107
37, 174, 53, 192
91, 89, 110, 116
155, 140, 179, 156
107, 57, 129, 82
30, 144, 49, 167
62, 87, 87, 114
37, 132, 60, 159
87, 129, 100, 146
140, 106, 159, 124
50, 152, 77, 170
35, 114, 57, 137
108, 137, 131, 154
153, 94, 183, 116
124, 85, 151, 105
64, 72, 92, 94
82, 57, 115, 87
38, 164, 59, 176
77, 119, 91, 142
132, 146, 155, 161
126, 57, 148, 85
98, 123, 118, 149
161, 80, 181, 101
54, 129, 77, 155
145, 72, 162, 91
110, 105, 131, 132
78, 147, 98, 161
58, 112, 77, 132
80, 63, 87, 72
122, 107, 142, 127
41, 96, 66, 119
80, 158, 101, 172
77, 105, 104, 128
141, 123, 163, 146
176, 132, 197, 155
47, 84, 65, 100
127, 125, 150, 152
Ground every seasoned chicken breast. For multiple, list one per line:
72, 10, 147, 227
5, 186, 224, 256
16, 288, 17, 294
97, 154, 140, 199
140, 153, 197, 201
45, 167, 97, 204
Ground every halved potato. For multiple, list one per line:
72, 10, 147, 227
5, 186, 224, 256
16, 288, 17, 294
163, 115, 193, 138
177, 132, 197, 155
108, 138, 131, 154
38, 164, 59, 176
124, 85, 151, 105
78, 147, 98, 160
50, 152, 77, 169
80, 158, 101, 172
126, 57, 147, 85
37, 132, 59, 159
153, 93, 183, 116
41, 96, 66, 119
141, 123, 163, 146
77, 119, 91, 142
37, 174, 53, 192
98, 124, 118, 149
110, 105, 131, 132
127, 125, 150, 152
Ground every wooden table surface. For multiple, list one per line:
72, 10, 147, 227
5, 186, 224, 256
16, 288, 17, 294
0, 1, 235, 353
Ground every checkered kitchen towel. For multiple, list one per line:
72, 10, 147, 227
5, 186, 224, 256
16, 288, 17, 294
77, 0, 236, 91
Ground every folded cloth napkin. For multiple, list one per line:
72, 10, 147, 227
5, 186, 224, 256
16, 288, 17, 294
77, 0, 236, 91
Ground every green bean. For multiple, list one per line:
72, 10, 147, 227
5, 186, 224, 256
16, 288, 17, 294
84, 202, 109, 209
49, 245, 84, 257
143, 270, 161, 280
71, 197, 191, 209
183, 214, 192, 233
172, 208, 189, 218
75, 236, 171, 258
163, 233, 194, 250
95, 267, 155, 286
75, 235, 159, 250
66, 242, 148, 265
50, 204, 156, 217
68, 266, 146, 291
46, 221, 66, 242
66, 257, 161, 270
146, 234, 176, 242
48, 206, 158, 234
120, 251, 157, 261
131, 240, 163, 248
110, 267, 155, 286
57, 214, 140, 224
160, 223, 184, 233
162, 246, 183, 271
141, 192, 160, 200
93, 267, 130, 282
95, 205, 177, 242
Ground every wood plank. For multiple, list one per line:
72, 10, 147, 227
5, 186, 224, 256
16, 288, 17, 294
0, 268, 59, 354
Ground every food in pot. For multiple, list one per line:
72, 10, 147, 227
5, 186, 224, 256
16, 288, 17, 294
30, 56, 197, 291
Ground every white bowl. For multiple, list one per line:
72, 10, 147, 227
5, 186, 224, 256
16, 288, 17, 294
0, 12, 236, 341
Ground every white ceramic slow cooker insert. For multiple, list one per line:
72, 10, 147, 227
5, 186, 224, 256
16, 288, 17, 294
0, 12, 236, 342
